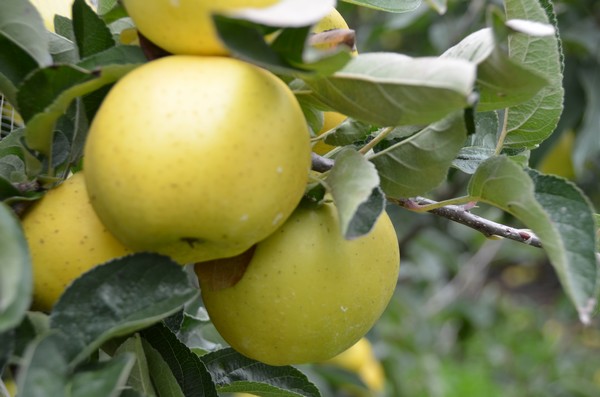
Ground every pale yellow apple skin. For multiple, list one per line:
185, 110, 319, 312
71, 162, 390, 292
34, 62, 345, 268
22, 172, 132, 312
122, 0, 278, 55
197, 203, 399, 365
313, 8, 350, 33
84, 56, 311, 264
312, 111, 347, 155
323, 337, 385, 391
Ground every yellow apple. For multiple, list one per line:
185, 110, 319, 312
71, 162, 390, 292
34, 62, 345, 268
195, 202, 400, 365
84, 55, 311, 264
21, 172, 132, 312
29, 0, 96, 32
312, 111, 347, 155
121, 0, 278, 55
323, 338, 385, 392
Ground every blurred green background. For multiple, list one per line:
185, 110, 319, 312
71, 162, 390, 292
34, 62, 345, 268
305, 1, 600, 396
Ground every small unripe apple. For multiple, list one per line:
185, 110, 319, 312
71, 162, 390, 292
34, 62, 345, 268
121, 0, 278, 55
22, 172, 131, 312
84, 56, 311, 264
196, 203, 400, 365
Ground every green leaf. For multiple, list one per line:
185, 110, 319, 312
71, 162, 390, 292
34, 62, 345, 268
442, 28, 548, 112
70, 354, 136, 397
305, 53, 476, 127
468, 156, 598, 323
0, 36, 39, 107
0, 0, 52, 66
0, 202, 32, 333
323, 118, 373, 147
17, 332, 136, 397
16, 333, 70, 397
369, 112, 467, 198
453, 111, 499, 174
49, 253, 199, 366
141, 323, 218, 397
503, 0, 564, 149
19, 57, 143, 155
0, 330, 14, 373
72, 0, 115, 58
115, 335, 157, 397
141, 338, 186, 397
325, 148, 384, 239
200, 348, 321, 397
213, 16, 351, 77
340, 0, 421, 13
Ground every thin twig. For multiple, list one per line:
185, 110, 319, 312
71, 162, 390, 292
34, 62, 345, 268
391, 196, 543, 248
310, 153, 543, 248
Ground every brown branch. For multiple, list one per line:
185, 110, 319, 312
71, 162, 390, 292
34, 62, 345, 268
390, 197, 543, 248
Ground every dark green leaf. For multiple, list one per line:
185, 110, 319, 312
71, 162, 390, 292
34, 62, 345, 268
370, 112, 467, 198
49, 253, 199, 366
323, 118, 372, 147
213, 16, 350, 77
0, 36, 39, 106
305, 53, 476, 127
19, 61, 142, 155
141, 338, 185, 397
141, 323, 218, 397
0, 202, 32, 333
325, 148, 384, 239
12, 312, 50, 359
468, 156, 598, 323
201, 348, 321, 397
72, 0, 115, 58
0, 330, 14, 373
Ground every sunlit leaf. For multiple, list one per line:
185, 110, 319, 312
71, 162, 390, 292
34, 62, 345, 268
340, 0, 421, 13
305, 53, 476, 127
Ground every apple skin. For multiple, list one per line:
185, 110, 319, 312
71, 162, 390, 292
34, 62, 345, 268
21, 172, 132, 312
196, 202, 399, 365
312, 111, 347, 155
121, 0, 278, 55
84, 56, 311, 264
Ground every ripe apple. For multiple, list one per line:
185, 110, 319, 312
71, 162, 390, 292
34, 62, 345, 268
195, 202, 400, 365
312, 111, 347, 155
323, 337, 385, 391
121, 0, 278, 55
84, 56, 311, 264
21, 172, 132, 312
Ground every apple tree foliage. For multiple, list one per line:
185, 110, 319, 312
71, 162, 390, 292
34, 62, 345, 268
0, 0, 598, 395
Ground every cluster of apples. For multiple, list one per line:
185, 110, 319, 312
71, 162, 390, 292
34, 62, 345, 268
22, 0, 400, 366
